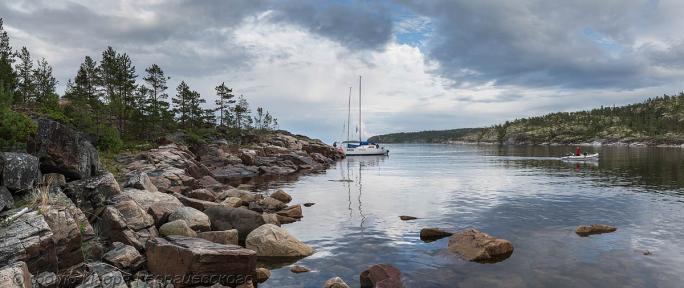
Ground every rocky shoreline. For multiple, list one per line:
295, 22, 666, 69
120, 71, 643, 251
0, 119, 623, 288
0, 118, 352, 287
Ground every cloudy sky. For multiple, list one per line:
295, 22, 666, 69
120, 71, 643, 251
3, 0, 684, 142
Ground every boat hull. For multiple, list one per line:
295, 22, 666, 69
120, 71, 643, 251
344, 146, 389, 156
561, 153, 599, 161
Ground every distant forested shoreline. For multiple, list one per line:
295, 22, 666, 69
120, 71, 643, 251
370, 93, 684, 146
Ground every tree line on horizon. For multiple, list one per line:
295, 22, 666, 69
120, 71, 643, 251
0, 18, 278, 152
370, 93, 684, 145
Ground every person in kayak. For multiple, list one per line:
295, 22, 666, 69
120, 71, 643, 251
575, 146, 582, 156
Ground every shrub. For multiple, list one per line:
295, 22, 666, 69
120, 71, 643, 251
96, 124, 123, 153
0, 107, 36, 151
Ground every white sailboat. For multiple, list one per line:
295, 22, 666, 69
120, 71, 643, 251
338, 76, 389, 156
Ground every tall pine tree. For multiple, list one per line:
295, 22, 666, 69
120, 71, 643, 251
14, 47, 34, 106
0, 18, 16, 95
32, 57, 58, 109
143, 64, 169, 135
172, 81, 191, 128
214, 82, 235, 127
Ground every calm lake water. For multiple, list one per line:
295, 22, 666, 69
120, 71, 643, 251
254, 144, 684, 288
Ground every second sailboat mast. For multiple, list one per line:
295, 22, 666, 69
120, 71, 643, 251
359, 76, 362, 142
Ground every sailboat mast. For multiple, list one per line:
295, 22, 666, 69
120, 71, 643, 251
347, 86, 351, 142
359, 75, 362, 142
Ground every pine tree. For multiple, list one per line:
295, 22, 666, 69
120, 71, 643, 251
0, 18, 16, 94
32, 57, 58, 108
254, 107, 264, 130
143, 64, 169, 135
100, 47, 118, 126
232, 94, 251, 130
14, 47, 34, 106
188, 90, 206, 128
214, 82, 235, 127
67, 56, 102, 134
116, 52, 137, 135
172, 81, 191, 128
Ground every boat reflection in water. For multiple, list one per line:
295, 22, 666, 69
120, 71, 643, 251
338, 155, 388, 228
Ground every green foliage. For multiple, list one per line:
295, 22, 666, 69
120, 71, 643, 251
373, 93, 684, 145
0, 18, 280, 155
0, 88, 36, 150
96, 125, 123, 153
368, 128, 484, 143
0, 18, 17, 93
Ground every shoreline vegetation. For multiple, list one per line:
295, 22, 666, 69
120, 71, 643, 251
0, 17, 353, 287
370, 93, 684, 147
0, 18, 279, 155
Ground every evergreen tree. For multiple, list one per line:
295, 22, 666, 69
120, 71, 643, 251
14, 47, 34, 106
115, 52, 137, 135
100, 46, 118, 126
0, 18, 16, 93
214, 82, 235, 127
254, 107, 264, 130
172, 81, 191, 127
188, 90, 206, 128
143, 64, 169, 135
32, 57, 58, 109
232, 94, 251, 130
66, 56, 102, 134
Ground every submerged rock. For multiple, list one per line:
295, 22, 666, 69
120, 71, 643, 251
255, 267, 270, 283
575, 224, 617, 237
420, 228, 453, 242
399, 215, 418, 221
146, 236, 256, 287
359, 264, 403, 288
290, 265, 310, 273
324, 277, 350, 288
303, 202, 315, 207
447, 229, 513, 263
245, 224, 314, 258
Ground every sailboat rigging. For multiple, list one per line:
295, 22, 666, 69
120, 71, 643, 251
337, 76, 389, 156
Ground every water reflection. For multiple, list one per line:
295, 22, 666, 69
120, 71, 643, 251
260, 145, 684, 288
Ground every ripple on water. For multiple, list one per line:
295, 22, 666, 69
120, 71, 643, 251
259, 144, 684, 287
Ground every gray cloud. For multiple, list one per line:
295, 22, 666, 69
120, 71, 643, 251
3, 0, 684, 142
396, 0, 684, 90
272, 0, 393, 50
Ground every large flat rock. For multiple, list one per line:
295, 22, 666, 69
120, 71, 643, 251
447, 229, 513, 263
146, 236, 256, 287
